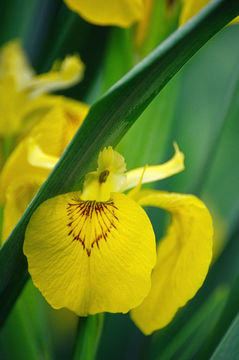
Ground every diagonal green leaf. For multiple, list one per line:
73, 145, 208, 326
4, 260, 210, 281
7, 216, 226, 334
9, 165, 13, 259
210, 312, 239, 360
0, 0, 239, 327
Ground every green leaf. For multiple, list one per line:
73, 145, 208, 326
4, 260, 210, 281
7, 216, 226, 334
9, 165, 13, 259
152, 287, 228, 360
0, 0, 239, 327
210, 313, 239, 360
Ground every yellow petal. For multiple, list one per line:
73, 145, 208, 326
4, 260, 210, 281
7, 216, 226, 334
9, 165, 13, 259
81, 147, 127, 202
64, 0, 144, 27
122, 143, 184, 192
0, 138, 50, 204
0, 40, 34, 90
21, 96, 88, 137
131, 190, 213, 334
0, 76, 28, 136
0, 101, 88, 203
135, 0, 154, 48
24, 192, 156, 315
2, 175, 45, 243
180, 0, 239, 26
27, 55, 84, 98
27, 138, 58, 169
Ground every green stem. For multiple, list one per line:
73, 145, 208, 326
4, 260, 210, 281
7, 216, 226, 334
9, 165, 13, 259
73, 314, 104, 360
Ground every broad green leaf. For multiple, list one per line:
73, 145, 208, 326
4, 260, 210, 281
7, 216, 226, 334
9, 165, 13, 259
210, 313, 239, 360
0, 0, 239, 327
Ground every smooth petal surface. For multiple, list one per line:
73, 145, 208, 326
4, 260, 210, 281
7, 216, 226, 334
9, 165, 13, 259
64, 0, 144, 27
122, 143, 184, 192
24, 192, 156, 315
131, 190, 213, 334
2, 176, 45, 242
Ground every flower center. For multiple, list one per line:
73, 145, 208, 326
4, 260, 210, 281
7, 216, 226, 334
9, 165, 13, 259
81, 147, 127, 202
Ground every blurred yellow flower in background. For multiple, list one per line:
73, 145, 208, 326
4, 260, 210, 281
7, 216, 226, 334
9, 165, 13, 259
0, 99, 89, 242
23, 146, 213, 334
0, 40, 84, 138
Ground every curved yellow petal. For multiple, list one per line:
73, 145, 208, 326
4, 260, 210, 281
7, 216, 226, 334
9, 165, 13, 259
27, 55, 84, 98
24, 192, 156, 315
27, 138, 59, 169
0, 139, 50, 204
0, 101, 88, 203
2, 175, 45, 243
21, 96, 88, 137
0, 40, 34, 90
122, 143, 184, 192
64, 0, 144, 27
131, 190, 213, 334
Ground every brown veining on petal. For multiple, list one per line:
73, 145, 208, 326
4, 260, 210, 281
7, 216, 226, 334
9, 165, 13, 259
66, 198, 119, 256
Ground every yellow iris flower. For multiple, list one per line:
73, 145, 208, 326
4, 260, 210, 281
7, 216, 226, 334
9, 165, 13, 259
0, 40, 84, 137
23, 145, 213, 335
0, 99, 89, 242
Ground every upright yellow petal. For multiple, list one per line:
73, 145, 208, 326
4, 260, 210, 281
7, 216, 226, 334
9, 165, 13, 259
2, 175, 45, 242
64, 0, 144, 27
131, 190, 213, 334
27, 56, 84, 98
24, 192, 156, 315
122, 143, 184, 192
0, 40, 34, 89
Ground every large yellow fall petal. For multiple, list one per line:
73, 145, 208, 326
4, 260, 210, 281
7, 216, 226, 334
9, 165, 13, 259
122, 143, 184, 192
64, 0, 144, 27
2, 175, 45, 242
24, 192, 156, 315
131, 190, 213, 334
